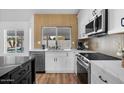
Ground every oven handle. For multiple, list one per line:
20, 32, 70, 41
77, 57, 89, 67
77, 60, 89, 71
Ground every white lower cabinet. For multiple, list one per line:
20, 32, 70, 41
91, 63, 123, 84
73, 52, 78, 75
45, 52, 74, 73
45, 53, 56, 73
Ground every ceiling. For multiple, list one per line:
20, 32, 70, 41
0, 9, 79, 21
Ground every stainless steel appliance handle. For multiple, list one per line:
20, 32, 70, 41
75, 54, 79, 57
77, 60, 89, 71
94, 17, 96, 32
77, 57, 89, 67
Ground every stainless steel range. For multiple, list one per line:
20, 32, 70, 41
76, 52, 120, 84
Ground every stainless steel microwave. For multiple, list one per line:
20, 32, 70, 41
85, 9, 108, 36
85, 19, 95, 36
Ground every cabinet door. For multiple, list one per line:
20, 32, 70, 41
56, 53, 67, 73
45, 52, 56, 73
74, 52, 78, 74
17, 72, 32, 84
56, 52, 74, 73
65, 52, 74, 73
46, 52, 66, 73
45, 52, 74, 73
77, 9, 93, 39
91, 63, 123, 84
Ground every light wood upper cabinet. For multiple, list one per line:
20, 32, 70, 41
34, 14, 78, 48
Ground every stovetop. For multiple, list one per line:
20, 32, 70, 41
79, 53, 121, 60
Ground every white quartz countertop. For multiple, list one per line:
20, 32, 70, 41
91, 60, 124, 83
29, 49, 48, 51
29, 49, 96, 53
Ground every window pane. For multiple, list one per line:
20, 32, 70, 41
16, 31, 24, 53
17, 31, 24, 36
42, 27, 71, 49
7, 31, 16, 53
42, 27, 56, 49
7, 30, 24, 53
57, 27, 71, 49
7, 31, 15, 36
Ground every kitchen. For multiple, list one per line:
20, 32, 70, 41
0, 9, 124, 84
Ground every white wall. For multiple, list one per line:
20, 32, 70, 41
29, 15, 34, 49
0, 21, 30, 56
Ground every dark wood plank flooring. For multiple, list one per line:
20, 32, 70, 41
36, 73, 80, 84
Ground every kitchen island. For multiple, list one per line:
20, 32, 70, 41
0, 56, 35, 84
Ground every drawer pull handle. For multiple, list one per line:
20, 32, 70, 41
99, 75, 108, 83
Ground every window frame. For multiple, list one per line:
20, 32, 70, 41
41, 26, 72, 49
4, 29, 24, 53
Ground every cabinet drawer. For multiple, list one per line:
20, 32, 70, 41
91, 72, 105, 84
91, 63, 122, 84
10, 62, 31, 81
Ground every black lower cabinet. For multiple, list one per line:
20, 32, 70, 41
0, 58, 35, 84
0, 73, 11, 84
17, 73, 32, 84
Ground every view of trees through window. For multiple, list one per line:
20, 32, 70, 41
7, 30, 24, 53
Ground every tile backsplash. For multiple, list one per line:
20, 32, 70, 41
88, 34, 124, 58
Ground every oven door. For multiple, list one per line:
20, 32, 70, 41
77, 59, 88, 84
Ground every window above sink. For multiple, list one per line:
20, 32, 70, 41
42, 27, 71, 50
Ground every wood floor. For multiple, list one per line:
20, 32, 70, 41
36, 73, 80, 84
